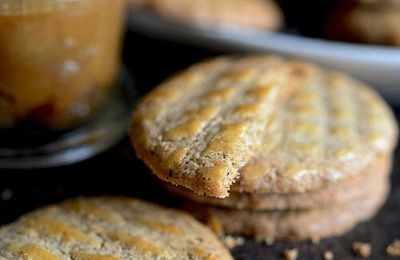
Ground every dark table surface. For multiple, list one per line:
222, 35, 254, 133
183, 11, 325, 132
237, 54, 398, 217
0, 30, 399, 260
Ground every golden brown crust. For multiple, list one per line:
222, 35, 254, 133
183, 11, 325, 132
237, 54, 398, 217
0, 197, 232, 260
130, 55, 303, 198
232, 69, 397, 194
131, 55, 397, 197
186, 178, 389, 241
146, 0, 282, 30
164, 156, 391, 210
326, 2, 400, 46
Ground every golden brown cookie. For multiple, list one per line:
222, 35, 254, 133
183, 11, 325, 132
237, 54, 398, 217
146, 0, 282, 30
326, 2, 400, 45
130, 55, 307, 198
164, 156, 391, 210
231, 68, 397, 194
187, 178, 389, 241
131, 55, 397, 198
0, 197, 232, 260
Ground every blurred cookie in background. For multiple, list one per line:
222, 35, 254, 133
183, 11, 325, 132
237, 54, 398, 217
326, 1, 400, 46
348, 0, 400, 7
129, 0, 283, 31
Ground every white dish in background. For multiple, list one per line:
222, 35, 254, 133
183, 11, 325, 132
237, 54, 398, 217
128, 9, 400, 104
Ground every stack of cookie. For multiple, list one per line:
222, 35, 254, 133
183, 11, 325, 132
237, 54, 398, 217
130, 55, 398, 241
326, 0, 400, 46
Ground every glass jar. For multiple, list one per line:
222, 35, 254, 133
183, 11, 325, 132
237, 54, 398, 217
0, 0, 132, 168
0, 0, 126, 128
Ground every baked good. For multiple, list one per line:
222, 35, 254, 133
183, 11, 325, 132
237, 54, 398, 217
132, 55, 397, 243
146, 0, 282, 30
187, 178, 389, 241
164, 156, 391, 210
0, 197, 232, 260
347, 0, 400, 8
326, 2, 400, 46
131, 55, 397, 198
130, 55, 307, 198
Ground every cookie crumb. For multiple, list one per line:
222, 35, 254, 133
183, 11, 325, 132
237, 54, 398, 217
324, 250, 334, 260
265, 237, 275, 246
222, 235, 244, 249
311, 237, 321, 244
282, 248, 298, 260
352, 242, 371, 258
386, 239, 400, 256
256, 236, 274, 245
1, 189, 13, 201
207, 216, 224, 237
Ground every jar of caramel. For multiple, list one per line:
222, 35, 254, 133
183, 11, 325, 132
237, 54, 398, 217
0, 0, 131, 168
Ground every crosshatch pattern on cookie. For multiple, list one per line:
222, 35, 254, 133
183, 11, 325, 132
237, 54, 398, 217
234, 69, 397, 194
131, 55, 307, 198
131, 55, 397, 197
0, 197, 232, 260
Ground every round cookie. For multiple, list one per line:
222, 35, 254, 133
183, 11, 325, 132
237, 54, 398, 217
187, 178, 389, 241
130, 55, 397, 198
0, 197, 232, 260
146, 0, 282, 30
165, 156, 391, 210
326, 2, 400, 46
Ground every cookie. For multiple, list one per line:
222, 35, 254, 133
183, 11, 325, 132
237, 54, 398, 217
231, 68, 397, 194
131, 55, 397, 197
146, 0, 282, 30
347, 0, 400, 8
165, 156, 391, 210
0, 197, 232, 260
326, 2, 400, 46
130, 55, 307, 198
187, 178, 389, 241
